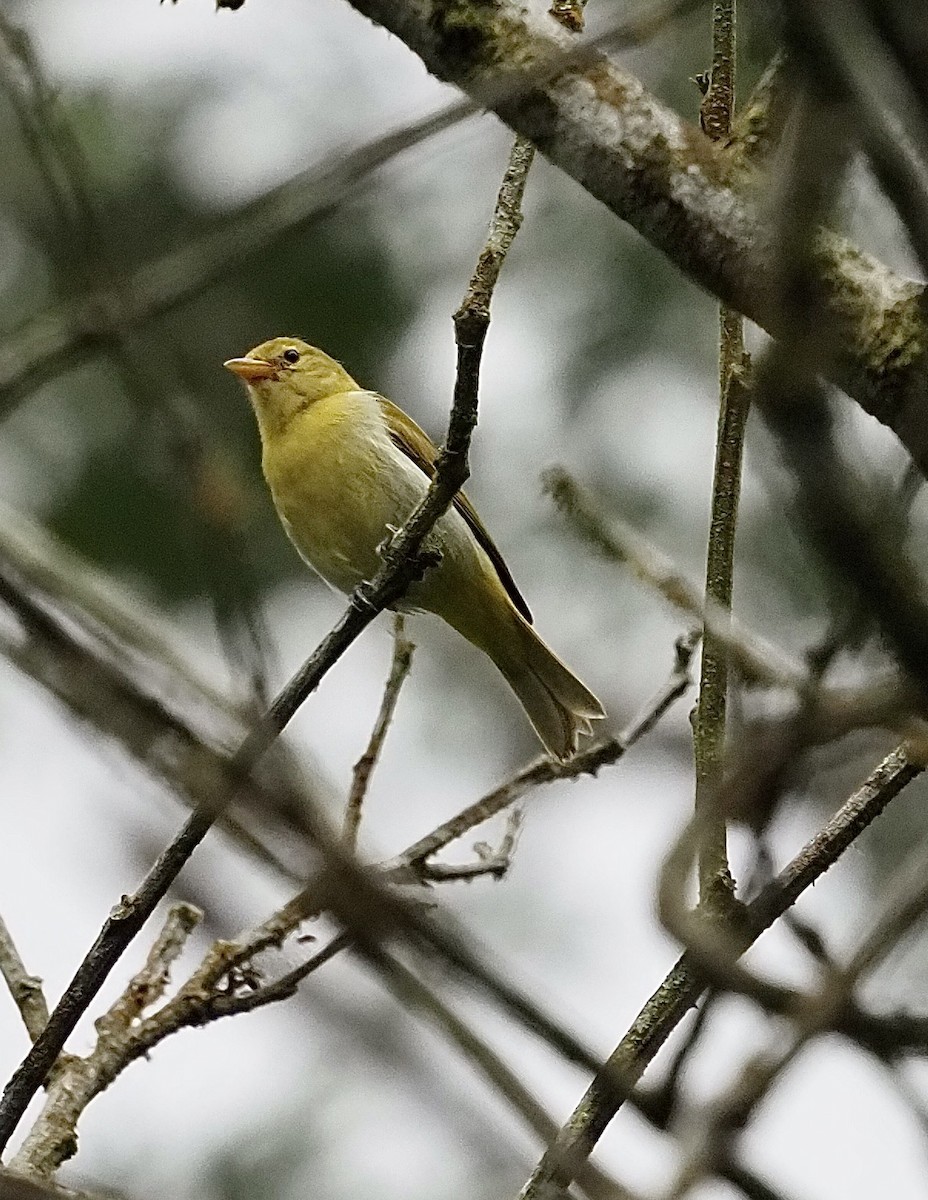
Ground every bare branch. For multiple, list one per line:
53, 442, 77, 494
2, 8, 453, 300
343, 615, 415, 849
518, 742, 923, 1197
385, 630, 697, 878
544, 467, 801, 688
0, 917, 49, 1045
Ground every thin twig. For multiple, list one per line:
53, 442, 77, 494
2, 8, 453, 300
0, 917, 49, 1045
343, 615, 414, 849
417, 810, 524, 883
385, 630, 698, 878
544, 467, 801, 688
692, 0, 747, 913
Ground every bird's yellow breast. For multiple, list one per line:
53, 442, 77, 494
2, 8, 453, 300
258, 386, 508, 644
260, 390, 427, 594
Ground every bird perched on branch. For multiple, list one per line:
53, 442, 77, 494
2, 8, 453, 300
225, 337, 604, 759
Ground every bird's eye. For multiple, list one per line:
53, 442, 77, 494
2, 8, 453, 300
282, 348, 300, 365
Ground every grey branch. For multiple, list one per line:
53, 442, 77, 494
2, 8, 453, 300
343, 614, 415, 849
518, 742, 923, 1197
0, 917, 49, 1045
0, 116, 536, 1156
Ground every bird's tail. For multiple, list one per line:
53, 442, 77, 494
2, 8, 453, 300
493, 613, 605, 761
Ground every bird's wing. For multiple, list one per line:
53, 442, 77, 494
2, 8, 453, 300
377, 396, 533, 624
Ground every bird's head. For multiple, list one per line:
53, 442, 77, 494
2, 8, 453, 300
224, 337, 358, 438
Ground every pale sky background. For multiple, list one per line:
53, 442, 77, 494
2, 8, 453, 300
2, 3, 928, 1199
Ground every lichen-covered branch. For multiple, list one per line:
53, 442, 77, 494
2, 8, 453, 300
338, 0, 928, 474
343, 615, 415, 848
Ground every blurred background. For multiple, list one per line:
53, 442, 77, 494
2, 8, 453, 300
2, 1, 928, 1197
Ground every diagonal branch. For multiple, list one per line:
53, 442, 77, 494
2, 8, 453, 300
0, 917, 49, 1046
0, 124, 534, 1156
336, 0, 928, 474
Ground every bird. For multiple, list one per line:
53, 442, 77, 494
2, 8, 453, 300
224, 337, 604, 759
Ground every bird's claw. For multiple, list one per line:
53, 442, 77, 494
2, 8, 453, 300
376, 524, 401, 558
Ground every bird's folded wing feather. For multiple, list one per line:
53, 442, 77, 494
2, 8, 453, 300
377, 396, 533, 624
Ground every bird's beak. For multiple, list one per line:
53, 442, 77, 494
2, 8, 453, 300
223, 357, 278, 381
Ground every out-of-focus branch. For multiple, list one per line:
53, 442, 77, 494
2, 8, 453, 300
545, 467, 923, 744
544, 466, 798, 688
8, 633, 694, 1178
0, 11, 280, 713
0, 0, 689, 417
728, 52, 787, 172
0, 98, 472, 413
0, 917, 49, 1045
518, 742, 923, 1197
367, 949, 641, 1200
0, 1171, 114, 1200
663, 836, 928, 1200
780, 0, 928, 274
0, 505, 335, 884
2, 1, 927, 470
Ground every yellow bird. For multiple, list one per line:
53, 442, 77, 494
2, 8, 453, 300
224, 337, 604, 759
